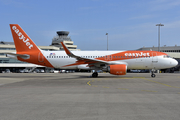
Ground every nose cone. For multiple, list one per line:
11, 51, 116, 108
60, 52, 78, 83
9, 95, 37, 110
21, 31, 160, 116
171, 59, 178, 67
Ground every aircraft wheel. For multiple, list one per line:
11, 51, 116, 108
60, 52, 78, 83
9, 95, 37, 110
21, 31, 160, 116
151, 74, 156, 78
92, 72, 98, 77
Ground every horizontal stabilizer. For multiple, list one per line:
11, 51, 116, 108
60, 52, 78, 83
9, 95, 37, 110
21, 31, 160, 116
6, 52, 30, 59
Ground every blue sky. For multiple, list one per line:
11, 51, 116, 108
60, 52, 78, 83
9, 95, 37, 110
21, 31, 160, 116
1, 0, 180, 50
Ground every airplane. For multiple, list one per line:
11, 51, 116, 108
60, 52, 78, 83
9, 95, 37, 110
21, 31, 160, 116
6, 24, 178, 78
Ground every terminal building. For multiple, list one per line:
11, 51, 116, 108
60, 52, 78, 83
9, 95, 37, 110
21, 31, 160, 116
0, 31, 80, 73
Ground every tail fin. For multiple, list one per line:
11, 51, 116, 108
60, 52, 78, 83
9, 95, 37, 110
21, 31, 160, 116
9, 24, 53, 68
10, 24, 40, 52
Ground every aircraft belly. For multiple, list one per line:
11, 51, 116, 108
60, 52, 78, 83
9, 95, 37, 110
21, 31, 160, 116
125, 58, 156, 69
48, 58, 77, 69
125, 59, 145, 69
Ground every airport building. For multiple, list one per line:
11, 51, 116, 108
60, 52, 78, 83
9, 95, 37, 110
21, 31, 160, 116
0, 31, 80, 73
50, 31, 80, 51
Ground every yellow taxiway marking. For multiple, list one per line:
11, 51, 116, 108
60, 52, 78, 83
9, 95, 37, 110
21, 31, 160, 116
141, 90, 157, 92
141, 78, 180, 88
87, 81, 91, 86
92, 85, 98, 87
118, 88, 129, 90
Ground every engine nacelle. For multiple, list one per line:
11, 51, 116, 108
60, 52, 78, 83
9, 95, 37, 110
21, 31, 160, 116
108, 64, 127, 75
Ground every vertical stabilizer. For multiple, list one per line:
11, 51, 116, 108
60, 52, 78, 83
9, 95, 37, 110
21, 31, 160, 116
9, 24, 53, 68
10, 24, 40, 52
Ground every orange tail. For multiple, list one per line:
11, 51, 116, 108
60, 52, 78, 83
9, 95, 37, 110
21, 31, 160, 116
10, 24, 40, 52
9, 24, 53, 68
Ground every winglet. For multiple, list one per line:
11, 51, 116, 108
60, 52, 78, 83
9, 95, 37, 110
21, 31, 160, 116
61, 42, 87, 61
61, 42, 73, 56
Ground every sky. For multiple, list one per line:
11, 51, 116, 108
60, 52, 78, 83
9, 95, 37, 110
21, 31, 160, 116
1, 0, 180, 50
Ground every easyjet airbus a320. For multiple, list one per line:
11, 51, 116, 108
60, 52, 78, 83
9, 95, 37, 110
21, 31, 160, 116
7, 24, 178, 77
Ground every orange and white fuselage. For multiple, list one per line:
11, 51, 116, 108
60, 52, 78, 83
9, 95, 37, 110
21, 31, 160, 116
39, 50, 176, 70
7, 24, 178, 77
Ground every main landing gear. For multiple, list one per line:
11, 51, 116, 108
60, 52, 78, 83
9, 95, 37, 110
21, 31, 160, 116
151, 69, 156, 78
92, 72, 98, 78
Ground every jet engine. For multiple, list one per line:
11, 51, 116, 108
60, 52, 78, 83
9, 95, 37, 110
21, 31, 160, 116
108, 64, 127, 75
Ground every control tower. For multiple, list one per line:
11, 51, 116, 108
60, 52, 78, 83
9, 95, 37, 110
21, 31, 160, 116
50, 31, 80, 51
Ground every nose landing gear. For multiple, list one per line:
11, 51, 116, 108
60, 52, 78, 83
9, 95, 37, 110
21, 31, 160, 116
151, 73, 156, 78
151, 69, 156, 78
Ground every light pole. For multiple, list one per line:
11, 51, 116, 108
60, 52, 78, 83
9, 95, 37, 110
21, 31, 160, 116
106, 33, 108, 50
156, 23, 164, 52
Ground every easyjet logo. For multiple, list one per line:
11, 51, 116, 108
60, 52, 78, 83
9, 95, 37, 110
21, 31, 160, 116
12, 26, 33, 49
125, 52, 150, 57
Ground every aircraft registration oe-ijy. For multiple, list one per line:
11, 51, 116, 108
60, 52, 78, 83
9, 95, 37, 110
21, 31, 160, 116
7, 24, 178, 77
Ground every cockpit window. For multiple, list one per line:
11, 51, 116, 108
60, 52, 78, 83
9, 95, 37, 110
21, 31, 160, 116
163, 55, 171, 58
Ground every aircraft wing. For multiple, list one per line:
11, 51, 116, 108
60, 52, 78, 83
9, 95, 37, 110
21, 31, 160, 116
60, 42, 127, 67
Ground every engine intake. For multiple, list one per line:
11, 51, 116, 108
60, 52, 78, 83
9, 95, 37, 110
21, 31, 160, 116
108, 64, 127, 75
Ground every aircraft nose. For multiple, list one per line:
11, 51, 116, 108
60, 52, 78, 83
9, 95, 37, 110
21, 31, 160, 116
171, 59, 178, 67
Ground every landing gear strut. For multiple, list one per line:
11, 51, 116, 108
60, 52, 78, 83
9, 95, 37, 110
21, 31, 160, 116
151, 69, 156, 78
92, 72, 98, 78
